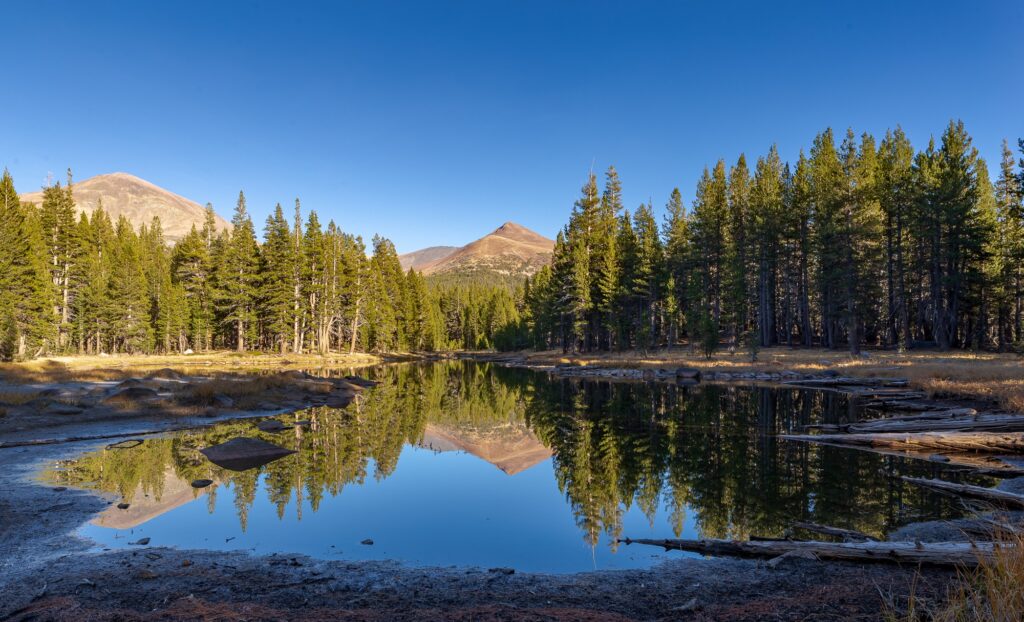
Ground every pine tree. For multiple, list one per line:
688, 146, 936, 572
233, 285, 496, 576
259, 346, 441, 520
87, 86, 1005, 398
662, 187, 689, 346
0, 170, 53, 358
217, 192, 260, 351
38, 171, 80, 350
108, 217, 152, 352
994, 140, 1023, 349
260, 203, 295, 353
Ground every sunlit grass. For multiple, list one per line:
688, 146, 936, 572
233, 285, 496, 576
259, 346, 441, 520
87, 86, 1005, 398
527, 348, 1024, 412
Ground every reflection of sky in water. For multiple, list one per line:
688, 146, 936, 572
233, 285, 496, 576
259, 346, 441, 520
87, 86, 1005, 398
79, 446, 687, 573
48, 362, 988, 573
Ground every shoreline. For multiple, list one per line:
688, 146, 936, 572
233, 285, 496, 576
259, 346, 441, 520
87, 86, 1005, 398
1, 351, 1018, 619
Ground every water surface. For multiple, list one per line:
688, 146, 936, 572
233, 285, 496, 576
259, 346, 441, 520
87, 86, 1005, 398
44, 362, 985, 572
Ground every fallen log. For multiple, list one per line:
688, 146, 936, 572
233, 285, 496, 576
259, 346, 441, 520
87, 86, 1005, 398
790, 521, 879, 542
619, 537, 998, 567
847, 412, 1024, 435
781, 431, 1024, 453
901, 477, 1024, 509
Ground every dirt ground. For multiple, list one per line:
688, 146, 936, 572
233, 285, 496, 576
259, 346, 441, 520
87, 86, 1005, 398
0, 354, 976, 621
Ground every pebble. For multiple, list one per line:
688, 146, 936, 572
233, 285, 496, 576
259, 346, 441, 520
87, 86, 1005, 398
117, 502, 130, 510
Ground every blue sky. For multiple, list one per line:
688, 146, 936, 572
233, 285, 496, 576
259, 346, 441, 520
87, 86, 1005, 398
3, 1, 1021, 252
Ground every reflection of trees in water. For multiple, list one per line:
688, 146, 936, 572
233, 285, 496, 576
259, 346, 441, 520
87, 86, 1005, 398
45, 362, 533, 530
526, 379, 979, 546
45, 364, 980, 544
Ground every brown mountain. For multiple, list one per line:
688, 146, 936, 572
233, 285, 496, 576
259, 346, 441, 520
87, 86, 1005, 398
398, 245, 459, 271
21, 172, 231, 243
403, 222, 554, 280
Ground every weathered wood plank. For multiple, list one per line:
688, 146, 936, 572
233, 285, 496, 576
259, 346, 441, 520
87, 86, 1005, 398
781, 431, 1024, 453
901, 477, 1024, 509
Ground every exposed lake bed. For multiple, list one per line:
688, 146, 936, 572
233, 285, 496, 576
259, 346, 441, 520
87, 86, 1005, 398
1, 359, 1017, 620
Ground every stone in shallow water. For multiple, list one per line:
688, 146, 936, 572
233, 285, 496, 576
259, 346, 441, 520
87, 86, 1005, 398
257, 419, 289, 432
191, 479, 213, 488
117, 502, 130, 509
199, 437, 296, 471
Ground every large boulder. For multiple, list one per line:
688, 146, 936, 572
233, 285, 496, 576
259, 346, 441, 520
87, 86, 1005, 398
146, 368, 184, 380
199, 437, 296, 471
102, 386, 159, 405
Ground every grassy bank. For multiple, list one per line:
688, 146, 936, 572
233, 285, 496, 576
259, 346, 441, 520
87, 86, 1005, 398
514, 348, 1024, 413
0, 351, 387, 385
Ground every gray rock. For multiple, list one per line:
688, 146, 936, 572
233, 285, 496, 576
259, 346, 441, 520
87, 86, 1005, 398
191, 479, 213, 489
117, 502, 130, 509
488, 567, 515, 575
102, 386, 159, 405
361, 538, 374, 545
212, 394, 235, 408
131, 537, 151, 545
256, 419, 288, 433
199, 437, 296, 471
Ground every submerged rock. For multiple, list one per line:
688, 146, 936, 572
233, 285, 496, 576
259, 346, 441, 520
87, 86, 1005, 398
131, 537, 151, 545
257, 419, 289, 433
191, 479, 213, 489
199, 437, 296, 471
117, 502, 130, 510
361, 538, 374, 545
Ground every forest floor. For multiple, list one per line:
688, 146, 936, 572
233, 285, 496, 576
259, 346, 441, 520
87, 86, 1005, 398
0, 349, 1016, 620
491, 346, 1024, 413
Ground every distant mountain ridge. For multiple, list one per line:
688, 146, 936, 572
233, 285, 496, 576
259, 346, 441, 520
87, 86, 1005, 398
21, 172, 231, 243
398, 246, 459, 271
400, 222, 554, 282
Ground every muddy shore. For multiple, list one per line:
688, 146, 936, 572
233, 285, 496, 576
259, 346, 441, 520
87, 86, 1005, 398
0, 364, 969, 621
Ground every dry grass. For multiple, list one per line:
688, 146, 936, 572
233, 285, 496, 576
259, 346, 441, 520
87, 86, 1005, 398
180, 372, 335, 409
0, 390, 42, 405
523, 348, 1024, 413
0, 351, 381, 385
887, 531, 1024, 622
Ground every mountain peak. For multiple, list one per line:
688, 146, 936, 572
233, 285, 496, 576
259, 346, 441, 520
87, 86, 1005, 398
399, 222, 555, 281
21, 172, 230, 243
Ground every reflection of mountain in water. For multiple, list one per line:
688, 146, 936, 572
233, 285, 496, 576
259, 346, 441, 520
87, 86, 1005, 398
421, 422, 551, 475
92, 468, 209, 529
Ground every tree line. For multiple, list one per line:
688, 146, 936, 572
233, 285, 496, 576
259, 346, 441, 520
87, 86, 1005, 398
521, 121, 1024, 354
0, 171, 477, 359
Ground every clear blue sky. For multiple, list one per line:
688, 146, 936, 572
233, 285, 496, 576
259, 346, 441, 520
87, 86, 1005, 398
3, 1, 1021, 252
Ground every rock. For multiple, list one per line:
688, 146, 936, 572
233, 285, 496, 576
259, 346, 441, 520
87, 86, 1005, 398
672, 598, 699, 613
44, 402, 84, 416
147, 368, 183, 380
191, 479, 213, 488
52, 486, 67, 492
334, 380, 364, 392
212, 394, 235, 408
675, 367, 702, 380
182, 559, 192, 567
106, 439, 144, 450
299, 380, 335, 394
344, 375, 379, 388
280, 370, 310, 380
133, 569, 158, 580
183, 348, 194, 355
145, 552, 162, 560
488, 567, 515, 575
131, 537, 151, 545
199, 437, 297, 471
117, 502, 130, 510
325, 395, 354, 409
257, 419, 289, 433
102, 386, 159, 405
361, 538, 374, 545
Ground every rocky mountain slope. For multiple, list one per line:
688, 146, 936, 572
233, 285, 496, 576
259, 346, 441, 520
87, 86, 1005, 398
398, 246, 458, 271
21, 172, 231, 243
401, 222, 554, 281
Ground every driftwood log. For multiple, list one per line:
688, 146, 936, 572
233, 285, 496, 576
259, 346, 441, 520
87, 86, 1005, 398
846, 412, 1024, 435
780, 431, 1024, 453
619, 537, 998, 567
790, 521, 878, 542
901, 477, 1024, 509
